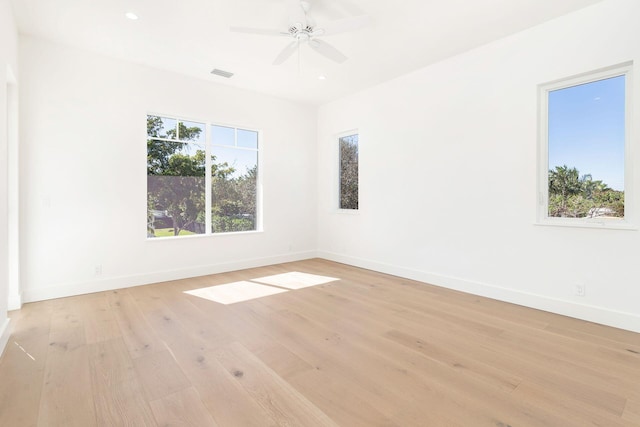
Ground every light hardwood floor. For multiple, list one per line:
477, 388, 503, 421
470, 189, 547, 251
1, 259, 639, 426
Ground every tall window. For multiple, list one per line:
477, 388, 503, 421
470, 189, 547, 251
211, 125, 258, 233
147, 115, 259, 238
539, 64, 631, 226
339, 133, 359, 210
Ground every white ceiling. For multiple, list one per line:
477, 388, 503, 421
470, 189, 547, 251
10, 0, 604, 105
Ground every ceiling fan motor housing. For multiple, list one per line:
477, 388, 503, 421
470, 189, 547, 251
289, 24, 315, 42
289, 24, 313, 34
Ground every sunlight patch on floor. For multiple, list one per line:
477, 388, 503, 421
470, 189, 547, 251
251, 271, 339, 290
184, 281, 288, 305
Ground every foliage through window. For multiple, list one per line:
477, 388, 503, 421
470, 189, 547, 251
147, 115, 259, 238
339, 134, 359, 210
211, 125, 258, 233
540, 65, 630, 224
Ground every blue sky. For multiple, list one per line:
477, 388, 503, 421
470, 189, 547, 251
548, 75, 625, 191
212, 125, 258, 178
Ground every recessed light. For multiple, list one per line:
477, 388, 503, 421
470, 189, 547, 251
318, 75, 327, 80
125, 12, 139, 20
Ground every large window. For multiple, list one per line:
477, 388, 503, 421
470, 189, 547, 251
538, 64, 631, 226
339, 133, 359, 210
147, 115, 259, 238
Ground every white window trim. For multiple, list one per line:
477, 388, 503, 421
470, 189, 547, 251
146, 113, 263, 239
335, 129, 360, 213
536, 62, 636, 230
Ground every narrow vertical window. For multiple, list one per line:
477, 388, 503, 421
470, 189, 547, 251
339, 134, 359, 210
147, 115, 207, 237
211, 125, 258, 233
539, 64, 631, 226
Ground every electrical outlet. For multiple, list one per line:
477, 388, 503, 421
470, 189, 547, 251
575, 284, 585, 297
95, 265, 102, 276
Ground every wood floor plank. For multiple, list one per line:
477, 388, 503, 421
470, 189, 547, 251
544, 323, 640, 354
132, 349, 191, 402
130, 286, 276, 426
212, 341, 338, 427
168, 343, 277, 427
1, 259, 638, 426
198, 296, 433, 424
328, 274, 623, 424
107, 290, 163, 359
149, 386, 219, 427
269, 288, 523, 394
384, 328, 522, 392
250, 268, 632, 425
303, 273, 640, 406
0, 302, 53, 427
251, 340, 315, 380
177, 287, 282, 354
37, 300, 97, 427
81, 293, 121, 344
88, 337, 157, 426
0, 342, 48, 427
389, 301, 639, 400
159, 292, 233, 349
512, 381, 635, 427
244, 299, 518, 425
286, 368, 400, 427
623, 398, 640, 424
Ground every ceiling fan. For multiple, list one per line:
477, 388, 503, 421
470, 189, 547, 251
230, 0, 369, 65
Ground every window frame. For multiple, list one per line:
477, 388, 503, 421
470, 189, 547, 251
536, 63, 635, 230
146, 113, 262, 239
336, 130, 360, 213
210, 123, 261, 234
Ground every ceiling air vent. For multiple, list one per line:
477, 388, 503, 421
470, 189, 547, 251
210, 68, 234, 78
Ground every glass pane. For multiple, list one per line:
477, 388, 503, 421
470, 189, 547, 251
548, 75, 625, 218
339, 134, 359, 210
211, 146, 258, 233
147, 139, 206, 238
212, 145, 258, 178
178, 120, 206, 143
147, 115, 177, 139
237, 129, 258, 149
212, 125, 235, 147
147, 140, 205, 175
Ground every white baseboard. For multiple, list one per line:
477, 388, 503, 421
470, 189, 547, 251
19, 248, 640, 333
0, 318, 11, 358
8, 292, 22, 311
23, 250, 317, 303
317, 251, 640, 334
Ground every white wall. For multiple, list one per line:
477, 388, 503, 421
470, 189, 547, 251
19, 36, 318, 302
0, 0, 19, 355
14, 0, 640, 334
317, 0, 640, 332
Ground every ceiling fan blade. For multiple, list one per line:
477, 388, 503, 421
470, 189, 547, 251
308, 39, 347, 63
285, 0, 307, 27
230, 26, 288, 37
273, 41, 299, 65
320, 15, 370, 36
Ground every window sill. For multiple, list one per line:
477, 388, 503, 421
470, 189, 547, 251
334, 209, 360, 215
534, 219, 637, 231
147, 230, 264, 241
